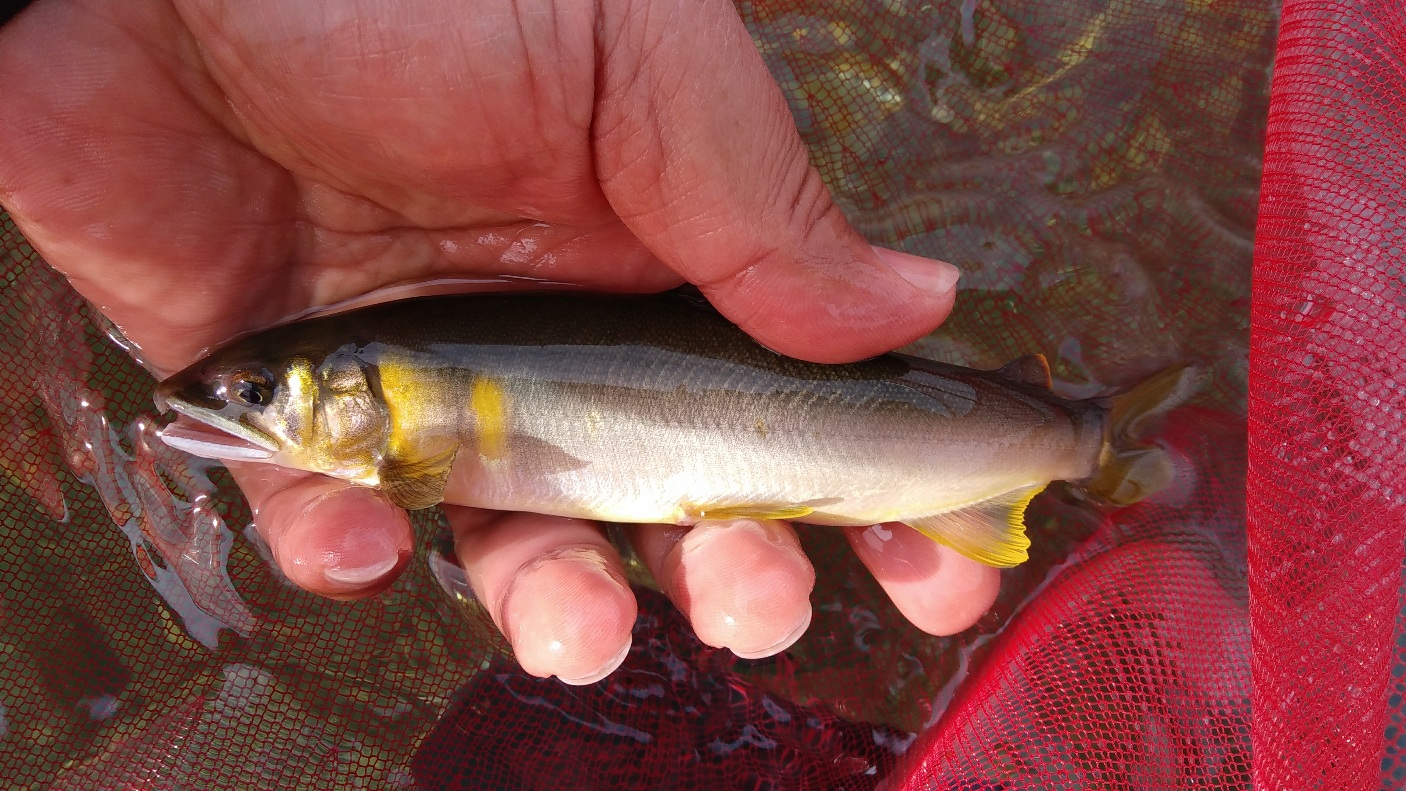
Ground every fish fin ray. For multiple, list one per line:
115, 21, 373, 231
1085, 364, 1208, 506
1085, 447, 1175, 507
901, 484, 1045, 568
1107, 364, 1208, 442
688, 503, 815, 522
381, 446, 457, 510
995, 354, 1052, 389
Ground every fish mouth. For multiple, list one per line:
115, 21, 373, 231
156, 400, 279, 462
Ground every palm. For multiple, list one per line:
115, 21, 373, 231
3, 0, 694, 373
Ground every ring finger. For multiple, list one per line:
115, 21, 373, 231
625, 518, 815, 659
447, 507, 638, 685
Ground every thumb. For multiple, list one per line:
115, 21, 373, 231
591, 0, 958, 363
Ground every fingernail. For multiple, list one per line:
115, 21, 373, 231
849, 522, 927, 578
502, 549, 614, 642
731, 604, 812, 660
324, 555, 400, 586
674, 519, 811, 594
872, 245, 961, 295
671, 519, 815, 657
861, 523, 894, 551
557, 640, 632, 686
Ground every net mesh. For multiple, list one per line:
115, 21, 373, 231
1248, 2, 1406, 790
0, 0, 1305, 787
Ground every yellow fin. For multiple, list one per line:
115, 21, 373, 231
902, 483, 1046, 568
470, 377, 509, 462
381, 446, 458, 510
689, 504, 815, 522
1084, 364, 1208, 506
1086, 447, 1175, 507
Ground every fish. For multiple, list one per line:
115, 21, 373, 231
153, 290, 1197, 568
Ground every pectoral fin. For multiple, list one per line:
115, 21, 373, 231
381, 446, 458, 511
902, 484, 1046, 568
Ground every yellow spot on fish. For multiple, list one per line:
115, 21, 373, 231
754, 418, 769, 439
470, 377, 509, 462
286, 359, 314, 402
274, 358, 316, 449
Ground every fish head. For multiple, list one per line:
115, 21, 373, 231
154, 338, 390, 485
154, 344, 315, 465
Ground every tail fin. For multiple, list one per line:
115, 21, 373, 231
1084, 365, 1209, 506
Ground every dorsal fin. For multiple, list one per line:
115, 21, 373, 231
995, 354, 1052, 389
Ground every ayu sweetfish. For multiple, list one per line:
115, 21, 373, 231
154, 290, 1190, 568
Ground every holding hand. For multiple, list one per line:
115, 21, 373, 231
0, 0, 996, 684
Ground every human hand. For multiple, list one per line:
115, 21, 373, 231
0, 0, 998, 683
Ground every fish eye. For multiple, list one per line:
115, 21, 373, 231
226, 370, 274, 407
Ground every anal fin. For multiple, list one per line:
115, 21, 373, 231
902, 484, 1046, 568
381, 446, 458, 511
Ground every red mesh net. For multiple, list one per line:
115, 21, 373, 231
1249, 2, 1406, 789
0, 0, 1322, 786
